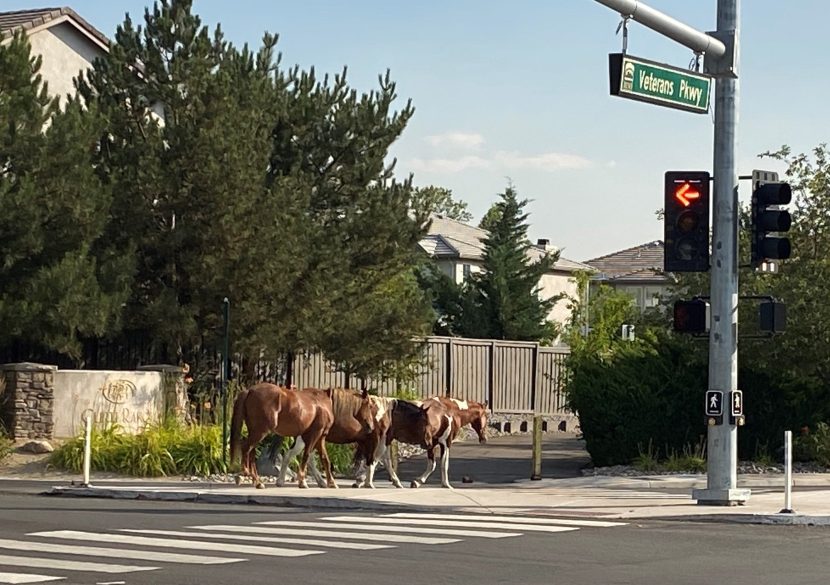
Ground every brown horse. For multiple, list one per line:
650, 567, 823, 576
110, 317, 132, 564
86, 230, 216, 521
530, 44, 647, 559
280, 387, 377, 488
229, 383, 336, 489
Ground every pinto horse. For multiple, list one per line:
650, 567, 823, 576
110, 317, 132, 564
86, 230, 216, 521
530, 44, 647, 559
280, 387, 376, 488
230, 383, 336, 489
429, 397, 489, 444
353, 398, 453, 489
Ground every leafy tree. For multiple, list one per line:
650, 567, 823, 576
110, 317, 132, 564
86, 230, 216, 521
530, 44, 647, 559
478, 203, 503, 232
458, 186, 560, 341
412, 185, 472, 222
0, 32, 129, 359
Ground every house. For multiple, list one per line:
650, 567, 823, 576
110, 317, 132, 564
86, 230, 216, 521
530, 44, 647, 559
419, 214, 595, 327
0, 7, 109, 105
583, 240, 674, 311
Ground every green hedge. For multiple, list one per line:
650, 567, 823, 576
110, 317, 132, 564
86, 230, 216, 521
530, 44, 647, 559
49, 423, 356, 478
567, 334, 830, 467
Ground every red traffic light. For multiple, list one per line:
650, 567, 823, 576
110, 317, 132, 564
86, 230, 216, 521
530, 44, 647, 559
674, 299, 709, 333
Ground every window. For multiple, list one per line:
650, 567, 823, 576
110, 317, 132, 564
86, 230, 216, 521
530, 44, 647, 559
462, 263, 472, 278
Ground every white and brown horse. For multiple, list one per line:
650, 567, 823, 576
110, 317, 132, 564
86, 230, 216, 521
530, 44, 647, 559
355, 396, 489, 489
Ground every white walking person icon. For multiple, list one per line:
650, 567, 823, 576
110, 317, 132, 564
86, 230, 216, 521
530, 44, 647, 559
709, 394, 719, 410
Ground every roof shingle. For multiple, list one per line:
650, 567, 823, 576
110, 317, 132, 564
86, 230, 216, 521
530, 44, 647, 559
0, 6, 109, 48
420, 214, 593, 273
583, 240, 671, 283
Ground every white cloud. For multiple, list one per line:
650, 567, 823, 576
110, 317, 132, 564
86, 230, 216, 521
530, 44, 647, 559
493, 151, 593, 171
408, 150, 593, 174
409, 155, 490, 173
425, 132, 486, 150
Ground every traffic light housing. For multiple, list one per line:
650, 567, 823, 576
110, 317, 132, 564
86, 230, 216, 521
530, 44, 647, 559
674, 299, 709, 333
751, 182, 792, 267
664, 171, 710, 272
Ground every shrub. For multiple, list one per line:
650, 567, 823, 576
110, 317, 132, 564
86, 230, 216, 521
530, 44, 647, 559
0, 435, 12, 463
50, 423, 227, 477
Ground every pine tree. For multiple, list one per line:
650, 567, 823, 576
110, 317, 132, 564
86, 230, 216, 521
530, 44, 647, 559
0, 32, 129, 359
79, 0, 287, 358
459, 186, 560, 341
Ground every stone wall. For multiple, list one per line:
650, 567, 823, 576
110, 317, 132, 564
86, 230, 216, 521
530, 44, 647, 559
0, 363, 56, 440
1, 363, 188, 440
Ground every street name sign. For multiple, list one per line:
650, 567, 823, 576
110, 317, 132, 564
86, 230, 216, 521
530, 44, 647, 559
609, 53, 713, 114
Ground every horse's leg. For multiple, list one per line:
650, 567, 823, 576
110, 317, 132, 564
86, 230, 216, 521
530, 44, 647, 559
411, 446, 437, 488
381, 431, 404, 488
363, 435, 385, 489
296, 437, 311, 489
244, 428, 269, 489
278, 437, 303, 487
315, 437, 338, 489
439, 441, 454, 489
306, 439, 328, 488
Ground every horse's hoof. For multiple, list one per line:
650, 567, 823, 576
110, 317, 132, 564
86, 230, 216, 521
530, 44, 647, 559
410, 480, 421, 488
234, 475, 242, 486
393, 481, 404, 489
351, 482, 362, 488
442, 483, 455, 490
328, 483, 339, 489
275, 481, 285, 488
364, 483, 376, 489
255, 482, 265, 489
299, 481, 309, 489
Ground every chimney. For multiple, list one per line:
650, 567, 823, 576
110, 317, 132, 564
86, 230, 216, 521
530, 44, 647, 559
537, 238, 550, 250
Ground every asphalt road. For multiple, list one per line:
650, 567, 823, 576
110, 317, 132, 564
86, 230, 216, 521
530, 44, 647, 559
1, 493, 830, 585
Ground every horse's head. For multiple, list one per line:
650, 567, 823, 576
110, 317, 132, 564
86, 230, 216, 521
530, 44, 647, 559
471, 400, 489, 443
418, 401, 439, 448
356, 388, 376, 434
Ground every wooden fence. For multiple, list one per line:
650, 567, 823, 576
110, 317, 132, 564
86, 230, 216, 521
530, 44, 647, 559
289, 337, 571, 416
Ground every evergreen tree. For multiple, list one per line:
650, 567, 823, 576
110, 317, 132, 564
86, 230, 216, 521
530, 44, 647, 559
459, 186, 560, 341
0, 32, 129, 359
79, 0, 289, 359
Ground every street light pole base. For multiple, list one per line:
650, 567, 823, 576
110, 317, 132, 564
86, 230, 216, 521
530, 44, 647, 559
692, 487, 751, 505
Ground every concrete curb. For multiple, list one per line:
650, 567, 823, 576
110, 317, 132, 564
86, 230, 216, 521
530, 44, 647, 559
650, 513, 830, 526
46, 486, 448, 513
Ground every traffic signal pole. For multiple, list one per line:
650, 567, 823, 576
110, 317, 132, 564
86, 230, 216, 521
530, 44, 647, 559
696, 0, 749, 505
594, 0, 747, 504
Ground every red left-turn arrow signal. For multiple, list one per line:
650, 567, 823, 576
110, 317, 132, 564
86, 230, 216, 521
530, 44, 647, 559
674, 182, 700, 207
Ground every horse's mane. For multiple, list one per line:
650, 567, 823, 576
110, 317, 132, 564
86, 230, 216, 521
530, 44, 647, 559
329, 388, 365, 420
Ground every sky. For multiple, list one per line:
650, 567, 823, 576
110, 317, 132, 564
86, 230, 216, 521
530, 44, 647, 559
4, 0, 828, 262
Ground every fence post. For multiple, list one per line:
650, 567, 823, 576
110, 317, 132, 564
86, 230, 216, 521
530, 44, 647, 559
531, 414, 543, 480
488, 341, 496, 410
530, 343, 539, 412
780, 429, 795, 514
221, 297, 230, 468
81, 409, 93, 487
445, 338, 453, 396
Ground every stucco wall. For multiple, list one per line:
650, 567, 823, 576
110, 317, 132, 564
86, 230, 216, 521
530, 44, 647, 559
26, 22, 104, 106
52, 370, 165, 438
538, 272, 579, 326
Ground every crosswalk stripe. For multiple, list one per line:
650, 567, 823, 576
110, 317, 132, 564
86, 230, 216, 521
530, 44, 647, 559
28, 531, 322, 558
210, 524, 460, 545
0, 573, 63, 584
0, 539, 243, 565
0, 555, 156, 574
382, 513, 627, 528
318, 516, 578, 534
122, 529, 394, 550
256, 520, 520, 539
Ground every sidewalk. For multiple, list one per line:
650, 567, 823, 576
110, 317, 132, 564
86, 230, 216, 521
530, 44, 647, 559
11, 433, 830, 525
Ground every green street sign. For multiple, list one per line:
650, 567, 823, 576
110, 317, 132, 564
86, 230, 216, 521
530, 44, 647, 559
609, 53, 712, 114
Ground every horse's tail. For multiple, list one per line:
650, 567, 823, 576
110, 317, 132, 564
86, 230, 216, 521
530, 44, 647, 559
229, 388, 249, 465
